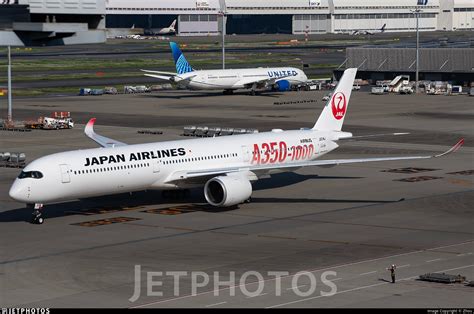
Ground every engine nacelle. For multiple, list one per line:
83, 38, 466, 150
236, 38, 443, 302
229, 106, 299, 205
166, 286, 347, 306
274, 80, 291, 91
204, 175, 252, 207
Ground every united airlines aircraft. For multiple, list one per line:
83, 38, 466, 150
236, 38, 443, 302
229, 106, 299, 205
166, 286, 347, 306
9, 69, 463, 224
142, 42, 308, 95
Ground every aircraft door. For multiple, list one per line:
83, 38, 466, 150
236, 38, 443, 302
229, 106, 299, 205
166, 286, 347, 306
59, 164, 71, 183
153, 160, 161, 173
241, 145, 250, 162
312, 138, 320, 157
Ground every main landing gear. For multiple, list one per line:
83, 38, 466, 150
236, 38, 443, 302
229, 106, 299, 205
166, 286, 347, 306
223, 89, 234, 95
30, 203, 44, 224
249, 83, 258, 96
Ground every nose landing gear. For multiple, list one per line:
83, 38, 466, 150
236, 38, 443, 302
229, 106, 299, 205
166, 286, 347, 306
29, 203, 44, 224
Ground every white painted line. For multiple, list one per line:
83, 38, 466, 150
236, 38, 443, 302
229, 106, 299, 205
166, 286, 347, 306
287, 285, 307, 291
359, 271, 377, 276
246, 292, 268, 298
268, 281, 399, 308
130, 240, 474, 308
397, 264, 410, 268
426, 258, 442, 263
266, 264, 474, 308
205, 301, 227, 308
467, 252, 473, 255
332, 278, 343, 281
457, 254, 466, 257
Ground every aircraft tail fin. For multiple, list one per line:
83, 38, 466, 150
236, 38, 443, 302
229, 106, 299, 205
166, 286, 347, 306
312, 68, 357, 132
381, 24, 386, 32
170, 19, 177, 29
170, 42, 193, 75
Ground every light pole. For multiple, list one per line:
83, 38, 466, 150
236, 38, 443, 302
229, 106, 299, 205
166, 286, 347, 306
411, 8, 422, 94
221, 13, 226, 69
218, 0, 227, 69
7, 46, 12, 123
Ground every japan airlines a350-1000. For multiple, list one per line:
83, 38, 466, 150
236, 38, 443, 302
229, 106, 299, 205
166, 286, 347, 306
9, 68, 463, 224
142, 42, 308, 95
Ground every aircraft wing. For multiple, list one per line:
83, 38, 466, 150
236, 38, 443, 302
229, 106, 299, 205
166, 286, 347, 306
84, 118, 128, 148
165, 139, 463, 183
237, 74, 294, 89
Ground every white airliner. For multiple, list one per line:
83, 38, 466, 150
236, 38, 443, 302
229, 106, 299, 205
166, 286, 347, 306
351, 24, 386, 36
146, 19, 177, 36
142, 42, 308, 95
9, 68, 463, 224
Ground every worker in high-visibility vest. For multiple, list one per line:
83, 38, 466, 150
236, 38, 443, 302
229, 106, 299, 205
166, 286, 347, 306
387, 264, 397, 283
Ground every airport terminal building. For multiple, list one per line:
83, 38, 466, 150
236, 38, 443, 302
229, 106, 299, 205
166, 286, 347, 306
0, 0, 106, 46
335, 47, 474, 85
105, 0, 474, 36
0, 0, 474, 46
1, 0, 472, 44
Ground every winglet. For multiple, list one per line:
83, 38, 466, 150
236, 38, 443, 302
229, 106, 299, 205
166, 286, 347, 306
435, 138, 464, 158
85, 118, 96, 137
83, 118, 127, 148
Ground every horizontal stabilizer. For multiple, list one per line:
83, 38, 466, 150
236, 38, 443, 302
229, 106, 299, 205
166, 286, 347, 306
141, 69, 176, 76
338, 132, 410, 141
144, 73, 174, 81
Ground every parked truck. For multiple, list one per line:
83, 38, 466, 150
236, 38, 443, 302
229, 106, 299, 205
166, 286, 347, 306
399, 84, 414, 94
24, 112, 74, 130
371, 86, 385, 95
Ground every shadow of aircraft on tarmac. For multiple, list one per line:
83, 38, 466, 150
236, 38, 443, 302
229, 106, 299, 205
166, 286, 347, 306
0, 173, 403, 223
139, 90, 283, 99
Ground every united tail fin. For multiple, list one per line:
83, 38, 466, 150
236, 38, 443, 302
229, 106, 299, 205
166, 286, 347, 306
312, 68, 357, 131
170, 42, 193, 75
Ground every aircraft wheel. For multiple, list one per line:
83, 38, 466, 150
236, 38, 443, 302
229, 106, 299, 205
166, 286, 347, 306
31, 215, 44, 224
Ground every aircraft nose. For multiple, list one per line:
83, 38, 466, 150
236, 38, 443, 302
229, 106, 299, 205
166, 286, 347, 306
9, 179, 28, 202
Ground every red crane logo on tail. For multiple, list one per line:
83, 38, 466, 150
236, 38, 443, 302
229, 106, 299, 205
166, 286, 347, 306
331, 92, 347, 120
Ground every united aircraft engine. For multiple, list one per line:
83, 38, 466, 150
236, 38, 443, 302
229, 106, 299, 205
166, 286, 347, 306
204, 175, 252, 207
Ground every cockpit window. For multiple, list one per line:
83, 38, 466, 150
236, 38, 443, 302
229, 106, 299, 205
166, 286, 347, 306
18, 171, 43, 179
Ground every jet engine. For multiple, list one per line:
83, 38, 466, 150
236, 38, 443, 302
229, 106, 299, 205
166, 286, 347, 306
274, 80, 291, 91
204, 175, 252, 207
